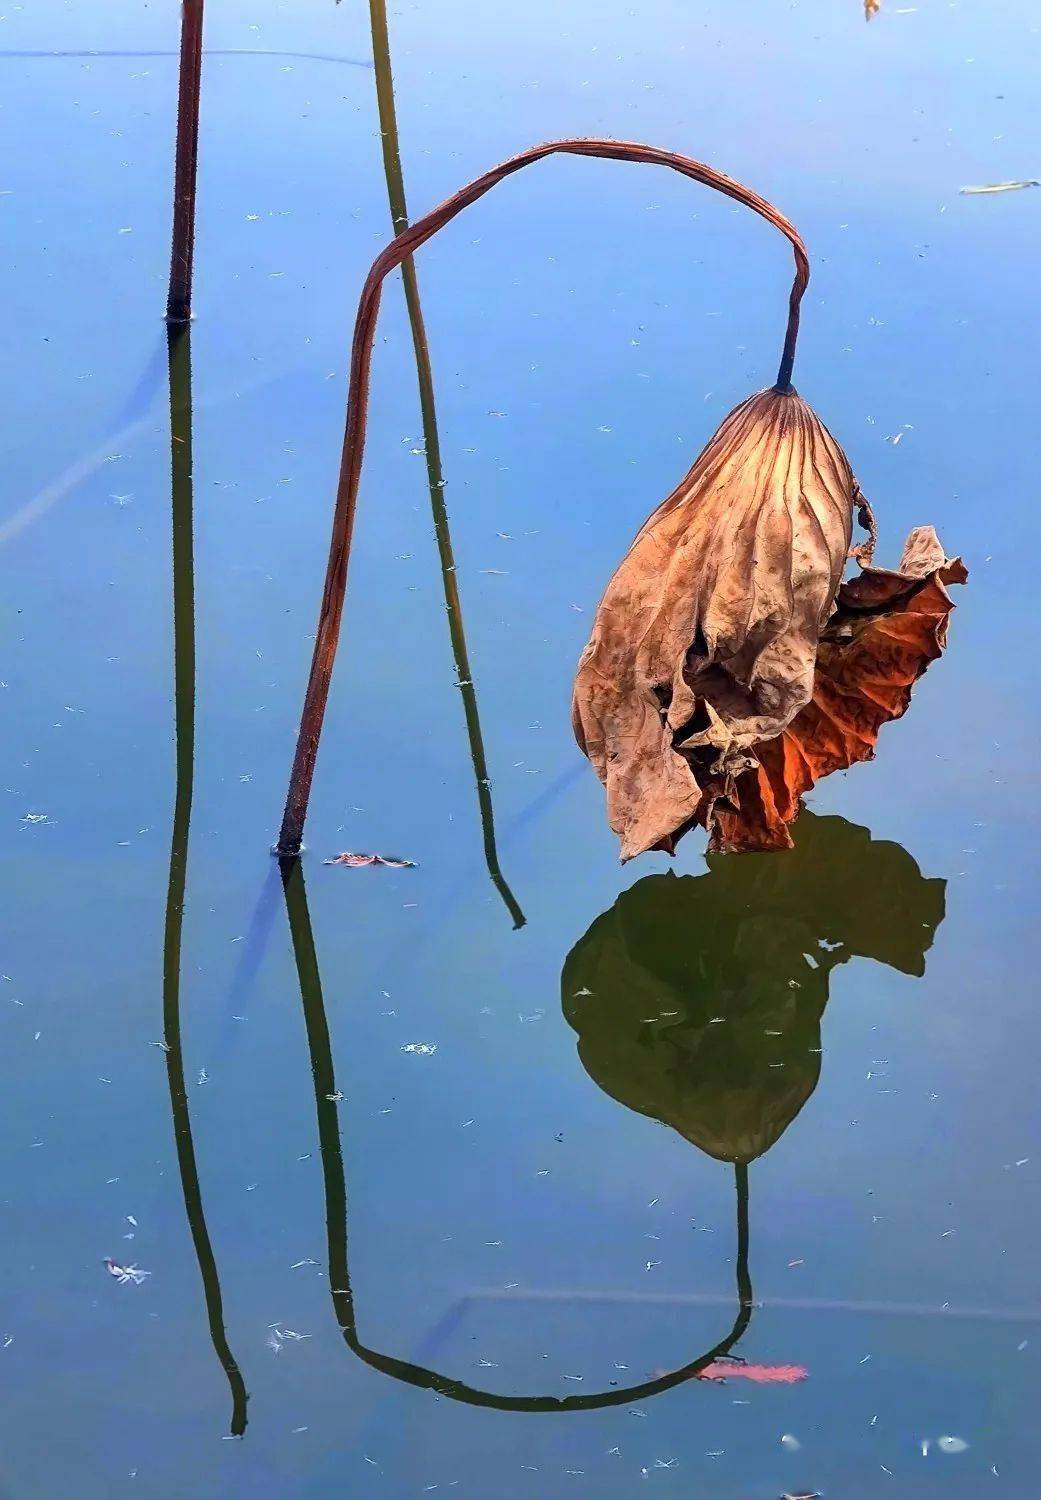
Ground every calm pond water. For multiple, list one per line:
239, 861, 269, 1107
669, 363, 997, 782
3, 0, 1040, 1495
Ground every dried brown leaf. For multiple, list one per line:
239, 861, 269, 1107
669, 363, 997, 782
572, 387, 856, 859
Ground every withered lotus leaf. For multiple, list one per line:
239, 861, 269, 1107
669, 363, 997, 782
276, 136, 958, 869
572, 386, 858, 860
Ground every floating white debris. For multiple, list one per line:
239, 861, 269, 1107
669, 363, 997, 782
938, 1435, 969, 1454
401, 1042, 438, 1055
780, 1433, 801, 1452
104, 1259, 150, 1285
268, 1325, 311, 1351
960, 179, 1040, 195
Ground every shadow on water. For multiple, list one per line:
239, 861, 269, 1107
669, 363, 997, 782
366, 0, 525, 930
562, 811, 946, 1167
280, 856, 751, 1411
161, 323, 248, 1437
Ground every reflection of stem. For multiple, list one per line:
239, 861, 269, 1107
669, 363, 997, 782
362, 0, 524, 928
734, 1162, 753, 1317
167, 1, 204, 323
276, 142, 807, 858
162, 324, 248, 1437
281, 862, 750, 1410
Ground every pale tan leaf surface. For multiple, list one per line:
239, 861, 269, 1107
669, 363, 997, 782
572, 387, 856, 859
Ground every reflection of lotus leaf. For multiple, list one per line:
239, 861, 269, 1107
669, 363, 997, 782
562, 813, 945, 1164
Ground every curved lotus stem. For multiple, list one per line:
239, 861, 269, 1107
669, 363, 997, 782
275, 138, 809, 856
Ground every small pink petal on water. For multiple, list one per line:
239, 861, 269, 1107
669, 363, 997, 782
698, 1362, 808, 1383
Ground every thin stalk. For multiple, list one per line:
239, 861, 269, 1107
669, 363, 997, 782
276, 138, 808, 856
162, 324, 248, 1436
166, 1, 205, 323
734, 1162, 753, 1314
281, 863, 752, 1409
367, 0, 524, 927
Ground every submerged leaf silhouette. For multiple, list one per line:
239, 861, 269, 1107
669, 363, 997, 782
562, 812, 944, 1163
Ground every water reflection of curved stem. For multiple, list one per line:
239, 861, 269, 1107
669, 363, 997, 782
163, 324, 248, 1437
280, 858, 751, 1412
367, 0, 524, 929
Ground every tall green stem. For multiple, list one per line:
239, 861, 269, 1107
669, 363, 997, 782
349, 0, 524, 926
162, 324, 248, 1436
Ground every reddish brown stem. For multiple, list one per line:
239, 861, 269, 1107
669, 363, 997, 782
166, 1, 205, 324
275, 138, 809, 856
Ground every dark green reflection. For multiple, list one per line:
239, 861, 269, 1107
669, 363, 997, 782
367, 0, 524, 929
162, 324, 248, 1437
281, 859, 750, 1411
563, 812, 946, 1165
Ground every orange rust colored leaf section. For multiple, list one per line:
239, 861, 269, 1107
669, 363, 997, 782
708, 527, 966, 853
